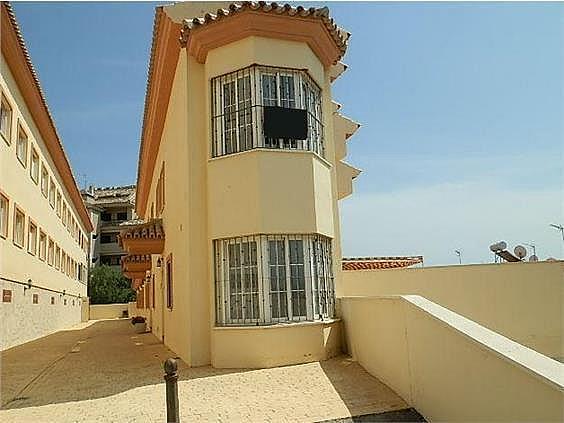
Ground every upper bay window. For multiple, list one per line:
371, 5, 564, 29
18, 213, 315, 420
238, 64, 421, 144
211, 65, 323, 158
214, 234, 335, 326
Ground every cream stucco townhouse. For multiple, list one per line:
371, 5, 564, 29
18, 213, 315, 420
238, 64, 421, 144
0, 2, 93, 350
120, 1, 361, 368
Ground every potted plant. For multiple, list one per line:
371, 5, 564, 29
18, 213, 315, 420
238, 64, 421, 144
131, 316, 146, 334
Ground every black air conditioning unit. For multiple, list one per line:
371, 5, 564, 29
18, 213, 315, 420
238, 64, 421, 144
263, 106, 308, 140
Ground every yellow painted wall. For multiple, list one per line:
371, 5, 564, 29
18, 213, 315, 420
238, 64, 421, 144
341, 296, 563, 422
212, 320, 342, 368
208, 150, 334, 239
341, 261, 563, 359
142, 29, 346, 367
89, 303, 129, 320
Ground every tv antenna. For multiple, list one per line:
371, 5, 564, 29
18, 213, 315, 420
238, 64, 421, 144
454, 249, 462, 265
549, 224, 564, 241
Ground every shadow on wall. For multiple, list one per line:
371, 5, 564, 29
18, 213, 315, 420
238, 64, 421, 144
1, 320, 250, 409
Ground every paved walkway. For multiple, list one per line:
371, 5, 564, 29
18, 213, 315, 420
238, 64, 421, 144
1, 319, 408, 422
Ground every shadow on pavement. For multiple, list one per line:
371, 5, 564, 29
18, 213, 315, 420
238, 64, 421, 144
1, 319, 247, 409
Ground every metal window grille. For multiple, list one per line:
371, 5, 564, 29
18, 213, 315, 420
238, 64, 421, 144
211, 65, 324, 158
214, 234, 335, 326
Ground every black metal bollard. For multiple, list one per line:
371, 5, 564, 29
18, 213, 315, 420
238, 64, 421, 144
164, 358, 180, 423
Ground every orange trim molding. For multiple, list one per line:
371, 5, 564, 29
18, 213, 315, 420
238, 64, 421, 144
1, 3, 92, 232
185, 11, 343, 67
136, 8, 181, 218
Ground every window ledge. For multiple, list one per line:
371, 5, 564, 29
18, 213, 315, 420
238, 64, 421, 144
214, 318, 340, 331
208, 148, 333, 169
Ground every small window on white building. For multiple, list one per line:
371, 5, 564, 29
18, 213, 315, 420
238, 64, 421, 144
13, 206, 25, 248
49, 178, 56, 208
28, 220, 37, 255
0, 193, 8, 239
0, 93, 12, 144
56, 190, 62, 217
41, 164, 48, 198
39, 230, 47, 261
214, 234, 334, 326
55, 244, 60, 269
16, 125, 28, 167
48, 238, 54, 266
30, 147, 39, 184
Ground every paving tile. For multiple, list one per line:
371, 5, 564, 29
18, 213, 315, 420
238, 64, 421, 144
1, 319, 408, 422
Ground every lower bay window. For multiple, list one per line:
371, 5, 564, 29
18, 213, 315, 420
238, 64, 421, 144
214, 234, 334, 326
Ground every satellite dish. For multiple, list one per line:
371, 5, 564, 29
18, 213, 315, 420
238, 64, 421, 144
529, 255, 539, 262
489, 241, 507, 252
514, 245, 527, 260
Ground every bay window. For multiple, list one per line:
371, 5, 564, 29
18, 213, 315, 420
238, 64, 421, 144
211, 65, 323, 158
214, 234, 334, 326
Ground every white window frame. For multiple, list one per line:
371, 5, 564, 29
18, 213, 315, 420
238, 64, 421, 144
262, 235, 313, 323
28, 220, 37, 255
16, 125, 28, 168
40, 164, 48, 198
217, 237, 263, 324
0, 193, 8, 239
0, 93, 12, 144
49, 178, 56, 209
30, 147, 39, 184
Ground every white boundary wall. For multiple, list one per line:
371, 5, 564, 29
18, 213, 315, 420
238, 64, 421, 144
1, 279, 82, 350
341, 295, 564, 422
340, 261, 563, 359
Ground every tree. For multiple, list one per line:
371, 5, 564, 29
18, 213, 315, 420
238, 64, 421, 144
88, 265, 135, 304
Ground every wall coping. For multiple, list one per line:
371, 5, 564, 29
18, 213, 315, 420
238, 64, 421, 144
341, 295, 564, 391
89, 303, 130, 307
207, 147, 333, 169
342, 259, 563, 273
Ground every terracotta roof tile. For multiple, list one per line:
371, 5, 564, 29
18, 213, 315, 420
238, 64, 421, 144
179, 1, 349, 61
119, 219, 164, 245
342, 256, 423, 271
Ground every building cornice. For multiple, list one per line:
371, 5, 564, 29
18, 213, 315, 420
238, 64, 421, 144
1, 2, 93, 232
180, 3, 347, 67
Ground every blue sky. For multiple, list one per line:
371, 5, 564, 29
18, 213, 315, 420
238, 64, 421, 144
13, 2, 563, 265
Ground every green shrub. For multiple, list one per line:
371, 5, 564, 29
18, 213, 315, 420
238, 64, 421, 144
88, 265, 135, 304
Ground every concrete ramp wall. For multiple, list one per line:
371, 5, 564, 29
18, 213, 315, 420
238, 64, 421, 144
341, 295, 563, 422
340, 261, 563, 359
